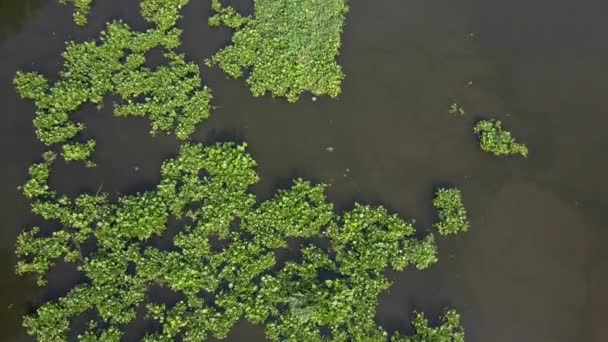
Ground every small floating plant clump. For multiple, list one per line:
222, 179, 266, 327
16, 142, 466, 341
391, 310, 464, 342
15, 0, 209, 164
474, 119, 529, 157
449, 102, 465, 116
207, 0, 349, 102
58, 0, 93, 26
433, 188, 470, 236
61, 140, 96, 167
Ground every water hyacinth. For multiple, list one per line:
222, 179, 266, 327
58, 0, 93, 26
62, 140, 96, 167
15, 1, 469, 340
433, 188, 470, 236
474, 119, 529, 157
16, 142, 466, 341
207, 0, 348, 102
59, 0, 190, 27
16, 0, 211, 164
391, 310, 465, 342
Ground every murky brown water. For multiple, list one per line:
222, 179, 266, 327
1, 0, 607, 341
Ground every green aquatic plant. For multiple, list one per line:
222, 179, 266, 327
19, 151, 56, 200
17, 1, 467, 340
58, 0, 190, 27
58, 0, 93, 26
391, 310, 464, 342
15, 0, 210, 164
433, 188, 470, 236
16, 142, 465, 341
474, 119, 529, 157
207, 0, 348, 102
62, 140, 96, 166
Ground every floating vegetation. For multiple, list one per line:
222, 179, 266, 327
62, 140, 96, 167
474, 119, 529, 157
391, 310, 464, 342
16, 142, 465, 341
433, 188, 470, 236
207, 0, 348, 102
14, 0, 210, 164
449, 102, 465, 116
58, 0, 93, 26
14, 0, 470, 340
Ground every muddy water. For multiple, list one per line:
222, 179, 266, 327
1, 0, 607, 341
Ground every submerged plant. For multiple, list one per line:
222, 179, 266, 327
207, 0, 348, 102
16, 142, 466, 341
449, 102, 465, 116
474, 119, 529, 157
58, 0, 93, 26
433, 188, 470, 236
15, 0, 210, 164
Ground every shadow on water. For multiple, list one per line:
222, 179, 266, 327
1, 0, 608, 341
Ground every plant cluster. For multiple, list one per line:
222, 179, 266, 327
17, 143, 465, 341
207, 0, 348, 102
391, 310, 464, 342
62, 140, 96, 166
433, 188, 470, 236
59, 0, 93, 26
15, 0, 210, 164
16, 1, 468, 340
449, 103, 465, 116
473, 119, 529, 157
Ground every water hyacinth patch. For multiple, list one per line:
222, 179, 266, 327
15, 0, 211, 164
433, 188, 470, 236
62, 140, 96, 166
207, 0, 348, 102
59, 0, 191, 27
58, 0, 93, 26
474, 119, 529, 157
15, 1, 470, 340
391, 310, 465, 342
16, 142, 466, 341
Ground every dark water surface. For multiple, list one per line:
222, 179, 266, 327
1, 0, 607, 341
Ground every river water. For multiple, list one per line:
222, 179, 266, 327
1, 0, 607, 341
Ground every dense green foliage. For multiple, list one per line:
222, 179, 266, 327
207, 0, 348, 102
16, 143, 465, 341
59, 0, 93, 26
391, 310, 464, 342
16, 1, 469, 340
433, 188, 470, 236
474, 119, 529, 157
62, 140, 96, 166
15, 0, 210, 164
